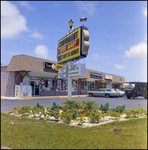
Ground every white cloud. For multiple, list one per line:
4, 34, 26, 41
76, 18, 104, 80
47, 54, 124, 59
140, 7, 147, 17
1, 1, 27, 39
125, 42, 147, 58
17, 1, 34, 11
114, 64, 127, 70
92, 53, 100, 60
34, 45, 48, 59
29, 32, 44, 39
76, 1, 97, 15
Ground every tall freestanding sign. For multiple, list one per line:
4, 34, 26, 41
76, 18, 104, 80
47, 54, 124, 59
57, 26, 89, 64
57, 18, 89, 99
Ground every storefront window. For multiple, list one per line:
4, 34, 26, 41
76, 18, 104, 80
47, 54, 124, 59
89, 82, 95, 91
112, 84, 118, 89
72, 80, 77, 92
97, 82, 106, 89
56, 79, 77, 92
40, 77, 54, 92
56, 79, 68, 91
81, 81, 88, 91
85, 81, 95, 91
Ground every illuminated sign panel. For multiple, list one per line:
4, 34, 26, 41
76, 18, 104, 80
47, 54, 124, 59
44, 62, 66, 71
104, 74, 113, 80
57, 27, 88, 64
90, 72, 103, 79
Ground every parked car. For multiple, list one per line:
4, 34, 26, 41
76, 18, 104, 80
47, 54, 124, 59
115, 89, 125, 97
87, 88, 120, 98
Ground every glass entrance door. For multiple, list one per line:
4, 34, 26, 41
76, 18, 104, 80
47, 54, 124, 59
30, 81, 39, 96
30, 81, 34, 96
35, 81, 39, 95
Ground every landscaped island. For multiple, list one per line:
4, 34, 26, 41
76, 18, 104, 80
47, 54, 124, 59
10, 99, 147, 127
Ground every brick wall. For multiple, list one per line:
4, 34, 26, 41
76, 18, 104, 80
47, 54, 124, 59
1, 66, 15, 97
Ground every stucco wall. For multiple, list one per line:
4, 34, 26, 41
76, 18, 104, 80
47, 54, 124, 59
1, 66, 15, 97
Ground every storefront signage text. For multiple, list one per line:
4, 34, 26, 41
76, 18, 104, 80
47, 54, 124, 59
30, 76, 40, 80
105, 74, 113, 80
68, 63, 85, 77
58, 67, 68, 78
57, 27, 87, 64
44, 62, 56, 71
90, 72, 103, 79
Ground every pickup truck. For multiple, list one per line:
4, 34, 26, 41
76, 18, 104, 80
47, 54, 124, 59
126, 82, 147, 99
88, 88, 120, 98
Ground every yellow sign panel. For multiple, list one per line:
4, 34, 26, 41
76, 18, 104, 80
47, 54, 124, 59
55, 64, 66, 71
57, 27, 81, 64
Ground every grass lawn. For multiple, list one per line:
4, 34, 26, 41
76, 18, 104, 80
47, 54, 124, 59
1, 112, 147, 149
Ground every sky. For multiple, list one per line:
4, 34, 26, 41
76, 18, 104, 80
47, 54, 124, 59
1, 1, 147, 82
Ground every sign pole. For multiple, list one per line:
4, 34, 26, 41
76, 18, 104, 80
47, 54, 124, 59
68, 61, 72, 100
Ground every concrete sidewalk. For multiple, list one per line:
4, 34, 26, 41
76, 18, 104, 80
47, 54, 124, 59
1, 95, 88, 100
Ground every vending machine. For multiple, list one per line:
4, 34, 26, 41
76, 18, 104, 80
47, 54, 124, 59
15, 85, 32, 98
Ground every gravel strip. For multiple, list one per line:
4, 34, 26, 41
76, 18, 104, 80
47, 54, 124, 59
1, 146, 11, 149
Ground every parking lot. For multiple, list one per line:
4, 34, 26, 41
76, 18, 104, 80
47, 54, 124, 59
1, 95, 147, 112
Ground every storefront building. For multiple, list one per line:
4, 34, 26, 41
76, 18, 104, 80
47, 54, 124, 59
1, 54, 125, 97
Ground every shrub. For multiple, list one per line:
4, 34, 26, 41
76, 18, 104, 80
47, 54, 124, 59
123, 104, 147, 118
36, 102, 44, 109
60, 109, 73, 123
137, 104, 147, 116
11, 105, 21, 115
31, 105, 40, 118
62, 100, 77, 110
88, 109, 105, 123
50, 102, 60, 111
75, 114, 86, 125
39, 108, 49, 119
21, 105, 31, 117
82, 99, 99, 115
72, 109, 77, 119
75, 101, 83, 110
123, 108, 140, 118
110, 104, 125, 113
106, 110, 121, 119
100, 102, 109, 113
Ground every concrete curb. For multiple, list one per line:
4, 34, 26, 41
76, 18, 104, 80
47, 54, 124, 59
1, 95, 89, 100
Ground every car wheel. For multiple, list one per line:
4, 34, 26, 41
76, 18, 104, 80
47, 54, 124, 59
127, 96, 131, 99
89, 93, 93, 97
132, 94, 137, 99
105, 94, 110, 98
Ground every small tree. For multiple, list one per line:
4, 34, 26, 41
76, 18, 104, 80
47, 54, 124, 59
36, 102, 44, 109
110, 104, 125, 113
100, 102, 110, 113
50, 102, 60, 111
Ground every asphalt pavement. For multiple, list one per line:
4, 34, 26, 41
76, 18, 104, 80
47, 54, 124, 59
1, 95, 147, 112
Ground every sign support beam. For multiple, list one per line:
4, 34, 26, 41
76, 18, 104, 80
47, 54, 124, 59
68, 61, 72, 100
